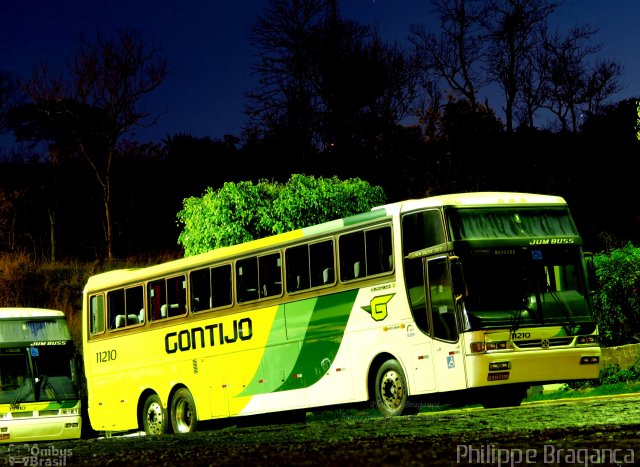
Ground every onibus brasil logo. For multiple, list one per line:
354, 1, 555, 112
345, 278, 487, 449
362, 294, 395, 321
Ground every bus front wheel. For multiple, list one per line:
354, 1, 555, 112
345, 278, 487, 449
142, 393, 169, 435
171, 387, 198, 433
374, 359, 417, 417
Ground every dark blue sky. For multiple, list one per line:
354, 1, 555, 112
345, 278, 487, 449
2, 0, 638, 145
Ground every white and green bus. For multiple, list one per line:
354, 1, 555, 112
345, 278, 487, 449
82, 192, 600, 435
0, 308, 82, 443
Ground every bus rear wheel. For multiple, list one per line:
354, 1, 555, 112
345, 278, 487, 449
374, 359, 417, 417
171, 387, 198, 433
142, 394, 169, 435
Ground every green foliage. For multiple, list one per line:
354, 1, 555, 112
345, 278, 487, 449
592, 243, 640, 346
566, 357, 640, 391
177, 174, 386, 256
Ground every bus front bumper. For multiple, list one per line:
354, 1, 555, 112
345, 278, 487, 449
0, 415, 82, 444
465, 346, 601, 388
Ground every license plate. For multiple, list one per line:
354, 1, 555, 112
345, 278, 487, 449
487, 372, 510, 381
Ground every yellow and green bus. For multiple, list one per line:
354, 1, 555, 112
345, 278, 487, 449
82, 192, 601, 435
0, 308, 82, 443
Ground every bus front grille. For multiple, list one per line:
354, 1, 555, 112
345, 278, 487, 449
514, 337, 574, 349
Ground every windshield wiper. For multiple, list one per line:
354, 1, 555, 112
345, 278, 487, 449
548, 290, 578, 336
11, 373, 33, 406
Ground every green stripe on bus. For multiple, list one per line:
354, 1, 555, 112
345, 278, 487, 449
341, 208, 387, 227
241, 289, 359, 396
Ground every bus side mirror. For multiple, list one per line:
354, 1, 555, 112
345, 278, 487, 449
450, 256, 467, 300
584, 252, 599, 292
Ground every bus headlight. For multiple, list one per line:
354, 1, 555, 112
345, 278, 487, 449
61, 408, 79, 415
470, 341, 509, 353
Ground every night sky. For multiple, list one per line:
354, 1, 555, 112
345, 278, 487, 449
2, 0, 639, 145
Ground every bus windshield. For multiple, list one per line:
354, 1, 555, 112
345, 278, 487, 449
460, 246, 595, 330
0, 345, 78, 404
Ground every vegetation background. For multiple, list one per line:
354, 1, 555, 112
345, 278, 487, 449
0, 0, 639, 351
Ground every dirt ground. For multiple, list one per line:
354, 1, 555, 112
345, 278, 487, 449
2, 394, 639, 466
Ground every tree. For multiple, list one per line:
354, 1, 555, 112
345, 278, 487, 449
0, 70, 22, 135
245, 0, 418, 172
245, 0, 327, 166
14, 29, 168, 260
541, 25, 623, 132
177, 174, 386, 256
410, 0, 488, 110
484, 0, 557, 132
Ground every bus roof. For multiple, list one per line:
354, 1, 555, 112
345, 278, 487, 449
378, 192, 567, 215
0, 308, 66, 319
84, 192, 568, 292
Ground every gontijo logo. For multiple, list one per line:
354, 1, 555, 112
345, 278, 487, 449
362, 294, 395, 321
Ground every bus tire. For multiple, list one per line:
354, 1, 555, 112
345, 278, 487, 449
171, 387, 198, 433
142, 393, 169, 435
374, 359, 417, 417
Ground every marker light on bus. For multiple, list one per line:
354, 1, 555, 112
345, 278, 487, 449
470, 341, 509, 353
488, 361, 511, 371
580, 356, 600, 365
576, 335, 599, 345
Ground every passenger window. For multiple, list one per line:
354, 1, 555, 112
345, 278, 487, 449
402, 210, 445, 256
310, 240, 335, 287
190, 268, 210, 312
236, 258, 259, 302
286, 240, 335, 291
108, 285, 144, 330
339, 225, 393, 282
190, 264, 233, 311
366, 226, 393, 275
286, 245, 311, 292
89, 294, 105, 335
259, 253, 282, 298
149, 276, 186, 320
211, 264, 232, 308
339, 231, 365, 281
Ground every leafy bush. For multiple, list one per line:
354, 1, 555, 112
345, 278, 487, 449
567, 357, 640, 390
592, 243, 640, 346
177, 174, 386, 256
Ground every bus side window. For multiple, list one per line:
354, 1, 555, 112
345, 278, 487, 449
366, 226, 393, 275
190, 268, 211, 312
166, 276, 187, 317
90, 294, 105, 335
126, 285, 144, 325
148, 280, 166, 321
286, 245, 310, 293
310, 240, 335, 287
107, 289, 125, 330
259, 253, 282, 298
237, 258, 259, 303
339, 231, 365, 281
402, 210, 445, 256
211, 264, 232, 308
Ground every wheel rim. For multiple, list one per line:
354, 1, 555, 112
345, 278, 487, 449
380, 369, 404, 411
174, 397, 194, 433
146, 401, 165, 435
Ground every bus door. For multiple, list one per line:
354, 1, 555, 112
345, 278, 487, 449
426, 256, 467, 393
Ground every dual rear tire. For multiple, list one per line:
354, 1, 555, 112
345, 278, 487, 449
142, 387, 198, 435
